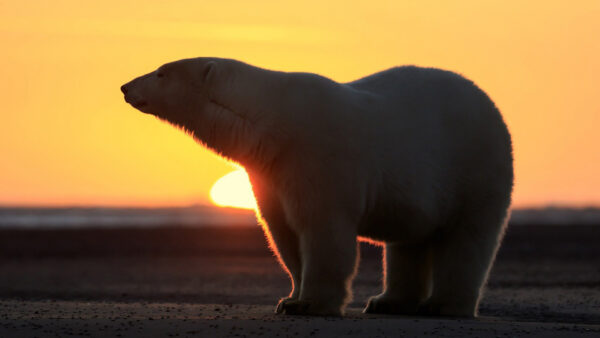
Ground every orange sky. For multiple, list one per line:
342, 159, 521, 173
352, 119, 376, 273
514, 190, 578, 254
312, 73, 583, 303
0, 1, 598, 207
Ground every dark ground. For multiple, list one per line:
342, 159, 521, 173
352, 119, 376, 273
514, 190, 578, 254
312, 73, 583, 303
0, 224, 598, 337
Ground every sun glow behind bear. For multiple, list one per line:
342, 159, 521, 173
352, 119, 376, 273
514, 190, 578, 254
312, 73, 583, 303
210, 170, 257, 210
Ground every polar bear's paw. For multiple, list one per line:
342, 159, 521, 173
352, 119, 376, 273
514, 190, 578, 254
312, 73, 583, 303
363, 294, 421, 315
276, 299, 342, 316
275, 297, 296, 314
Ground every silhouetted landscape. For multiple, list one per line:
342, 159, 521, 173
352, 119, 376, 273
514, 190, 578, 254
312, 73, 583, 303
0, 207, 598, 336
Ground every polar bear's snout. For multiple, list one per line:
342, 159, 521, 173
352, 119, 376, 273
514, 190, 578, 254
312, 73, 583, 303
121, 82, 148, 110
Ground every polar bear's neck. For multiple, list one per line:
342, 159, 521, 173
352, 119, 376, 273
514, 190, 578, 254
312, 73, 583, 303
192, 60, 288, 170
208, 59, 288, 124
192, 100, 274, 169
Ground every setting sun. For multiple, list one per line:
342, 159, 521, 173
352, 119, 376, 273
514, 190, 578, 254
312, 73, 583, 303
210, 170, 257, 210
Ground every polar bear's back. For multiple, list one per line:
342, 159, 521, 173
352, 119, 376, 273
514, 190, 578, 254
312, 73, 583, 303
347, 66, 511, 168
348, 66, 498, 123
345, 66, 513, 234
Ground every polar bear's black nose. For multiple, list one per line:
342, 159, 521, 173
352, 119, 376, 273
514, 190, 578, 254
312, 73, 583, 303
120, 84, 128, 94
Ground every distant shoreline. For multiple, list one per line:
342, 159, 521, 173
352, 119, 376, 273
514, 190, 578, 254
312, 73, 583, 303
1, 205, 600, 228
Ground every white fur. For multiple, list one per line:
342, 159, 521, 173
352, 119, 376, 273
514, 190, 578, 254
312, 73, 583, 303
122, 58, 513, 317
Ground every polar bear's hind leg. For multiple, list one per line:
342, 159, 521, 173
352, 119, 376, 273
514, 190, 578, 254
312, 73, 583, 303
364, 242, 433, 314
419, 206, 509, 317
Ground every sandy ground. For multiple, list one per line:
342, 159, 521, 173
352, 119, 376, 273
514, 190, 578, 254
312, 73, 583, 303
0, 224, 598, 337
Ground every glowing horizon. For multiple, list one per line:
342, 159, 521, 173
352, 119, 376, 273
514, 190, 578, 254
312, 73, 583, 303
0, 1, 599, 209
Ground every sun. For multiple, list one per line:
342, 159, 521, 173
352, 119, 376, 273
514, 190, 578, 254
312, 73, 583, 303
209, 169, 257, 210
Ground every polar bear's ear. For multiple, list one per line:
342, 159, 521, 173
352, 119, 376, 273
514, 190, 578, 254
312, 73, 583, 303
202, 61, 216, 83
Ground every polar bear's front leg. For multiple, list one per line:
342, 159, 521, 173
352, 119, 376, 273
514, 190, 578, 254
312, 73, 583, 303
248, 173, 303, 312
265, 220, 302, 312
279, 218, 359, 316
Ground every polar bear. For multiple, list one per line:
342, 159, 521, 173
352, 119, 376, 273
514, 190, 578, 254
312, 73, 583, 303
121, 57, 513, 317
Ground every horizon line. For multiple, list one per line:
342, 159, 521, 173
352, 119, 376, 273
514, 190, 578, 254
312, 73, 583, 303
1, 203, 599, 211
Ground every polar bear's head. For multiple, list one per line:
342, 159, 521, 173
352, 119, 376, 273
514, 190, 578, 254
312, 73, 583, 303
121, 58, 216, 127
